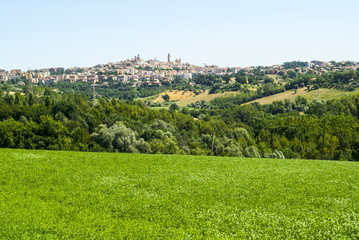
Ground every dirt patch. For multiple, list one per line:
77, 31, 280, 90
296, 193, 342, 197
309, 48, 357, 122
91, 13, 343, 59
153, 90, 195, 103
152, 90, 241, 107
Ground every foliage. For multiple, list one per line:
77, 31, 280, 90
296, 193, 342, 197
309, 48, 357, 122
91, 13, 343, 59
91, 122, 151, 153
0, 83, 358, 160
162, 94, 170, 101
283, 61, 308, 69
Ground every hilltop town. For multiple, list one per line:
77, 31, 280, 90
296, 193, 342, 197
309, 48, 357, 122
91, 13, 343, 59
1, 55, 358, 88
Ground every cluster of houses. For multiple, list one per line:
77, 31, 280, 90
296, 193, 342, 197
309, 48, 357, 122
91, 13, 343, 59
228, 60, 359, 75
1, 57, 358, 87
0, 55, 224, 87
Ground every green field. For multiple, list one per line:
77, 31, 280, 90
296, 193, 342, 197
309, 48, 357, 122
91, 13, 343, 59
1, 149, 359, 239
246, 88, 359, 105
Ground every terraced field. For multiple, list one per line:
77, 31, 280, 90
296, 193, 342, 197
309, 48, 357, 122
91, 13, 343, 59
0, 149, 358, 239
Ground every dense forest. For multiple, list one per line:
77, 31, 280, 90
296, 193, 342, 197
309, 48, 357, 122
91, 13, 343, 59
0, 86, 358, 161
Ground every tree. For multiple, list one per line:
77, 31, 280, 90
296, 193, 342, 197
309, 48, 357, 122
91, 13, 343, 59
36, 116, 70, 150
162, 94, 170, 102
244, 146, 261, 158
150, 136, 180, 154
264, 76, 274, 84
209, 84, 220, 94
287, 70, 297, 79
91, 121, 151, 153
235, 75, 247, 84
14, 92, 24, 105
169, 103, 180, 112
352, 140, 359, 161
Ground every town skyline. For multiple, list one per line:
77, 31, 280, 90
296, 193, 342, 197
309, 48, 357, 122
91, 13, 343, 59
1, 54, 358, 72
1, 53, 357, 88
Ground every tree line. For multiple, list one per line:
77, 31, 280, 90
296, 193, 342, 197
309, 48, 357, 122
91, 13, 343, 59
0, 87, 358, 160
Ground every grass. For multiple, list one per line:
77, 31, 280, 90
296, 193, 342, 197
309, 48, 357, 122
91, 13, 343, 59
1, 149, 359, 239
302, 88, 359, 101
246, 87, 359, 105
137, 94, 161, 102
148, 106, 169, 110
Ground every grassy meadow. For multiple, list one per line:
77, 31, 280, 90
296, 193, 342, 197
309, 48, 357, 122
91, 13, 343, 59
246, 87, 359, 105
0, 149, 359, 239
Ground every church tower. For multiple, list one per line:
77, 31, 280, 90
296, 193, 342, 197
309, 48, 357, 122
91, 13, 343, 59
168, 53, 171, 63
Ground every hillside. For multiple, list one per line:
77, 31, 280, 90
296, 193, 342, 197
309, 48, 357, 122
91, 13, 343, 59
245, 87, 359, 105
152, 90, 241, 107
1, 149, 359, 239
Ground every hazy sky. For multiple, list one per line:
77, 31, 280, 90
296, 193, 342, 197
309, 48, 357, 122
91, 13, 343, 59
1, 0, 358, 70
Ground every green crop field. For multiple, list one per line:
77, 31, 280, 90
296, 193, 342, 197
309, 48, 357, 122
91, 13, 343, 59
1, 149, 359, 239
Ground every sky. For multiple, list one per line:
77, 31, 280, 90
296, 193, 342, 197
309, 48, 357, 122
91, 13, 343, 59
1, 0, 358, 71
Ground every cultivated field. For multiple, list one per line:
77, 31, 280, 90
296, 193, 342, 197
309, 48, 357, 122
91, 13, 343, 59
1, 149, 359, 239
153, 90, 241, 107
246, 88, 359, 105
